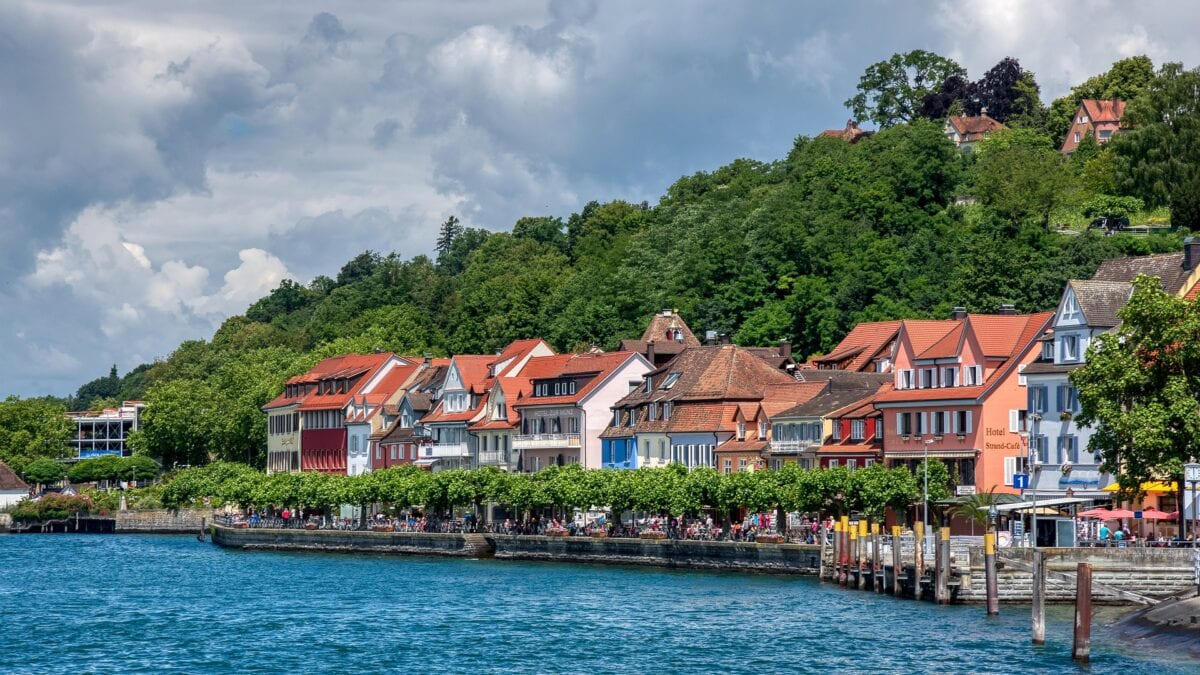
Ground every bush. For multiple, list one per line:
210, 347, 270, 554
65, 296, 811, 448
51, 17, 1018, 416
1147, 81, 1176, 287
11, 493, 94, 523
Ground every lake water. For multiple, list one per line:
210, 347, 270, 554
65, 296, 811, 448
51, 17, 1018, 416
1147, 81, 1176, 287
0, 535, 1193, 674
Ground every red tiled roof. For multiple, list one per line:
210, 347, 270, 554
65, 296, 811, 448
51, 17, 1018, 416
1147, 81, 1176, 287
810, 320, 902, 371
901, 320, 960, 356
515, 352, 643, 408
422, 392, 489, 425
947, 114, 1006, 138
489, 338, 552, 376
639, 311, 701, 347
1081, 99, 1125, 124
0, 461, 30, 491
916, 322, 964, 360
264, 353, 405, 411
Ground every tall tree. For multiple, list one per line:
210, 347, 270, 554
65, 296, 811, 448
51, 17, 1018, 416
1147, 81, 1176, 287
845, 50, 966, 128
434, 215, 464, 267
1047, 55, 1155, 142
1112, 62, 1200, 229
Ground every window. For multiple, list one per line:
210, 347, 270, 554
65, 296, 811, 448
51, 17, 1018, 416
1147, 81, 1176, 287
898, 370, 914, 390
850, 420, 866, 441
964, 365, 982, 386
1098, 129, 1113, 140
942, 366, 958, 387
915, 412, 927, 436
1033, 435, 1049, 463
649, 403, 658, 421
660, 373, 681, 390
1073, 131, 1081, 143
828, 459, 839, 468
1029, 385, 1049, 414
1057, 385, 1079, 413
846, 459, 857, 471
1057, 435, 1079, 464
953, 410, 972, 434
1061, 335, 1079, 361
1041, 340, 1054, 360
736, 421, 746, 441
554, 382, 562, 396
832, 420, 842, 440
662, 402, 672, 420
724, 459, 732, 475
1080, 114, 1089, 124
738, 459, 747, 471
864, 459, 875, 468
932, 411, 948, 435
388, 447, 394, 460
569, 381, 576, 395
613, 410, 621, 427
1061, 294, 1081, 322
643, 379, 652, 394
919, 369, 934, 389
628, 409, 637, 427
1009, 409, 1029, 433
759, 420, 768, 438
898, 412, 913, 436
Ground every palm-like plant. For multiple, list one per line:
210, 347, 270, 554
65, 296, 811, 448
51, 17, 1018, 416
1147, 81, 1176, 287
950, 488, 1003, 530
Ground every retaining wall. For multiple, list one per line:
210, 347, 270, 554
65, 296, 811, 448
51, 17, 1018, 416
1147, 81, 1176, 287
491, 535, 822, 574
210, 524, 485, 557
957, 547, 1197, 603
115, 509, 217, 534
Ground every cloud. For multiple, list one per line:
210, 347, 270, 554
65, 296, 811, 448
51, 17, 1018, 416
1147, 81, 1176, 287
7, 0, 1200, 397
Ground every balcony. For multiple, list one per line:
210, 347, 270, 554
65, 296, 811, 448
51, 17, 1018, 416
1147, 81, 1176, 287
424, 443, 469, 458
769, 440, 813, 455
513, 433, 581, 450
477, 450, 511, 466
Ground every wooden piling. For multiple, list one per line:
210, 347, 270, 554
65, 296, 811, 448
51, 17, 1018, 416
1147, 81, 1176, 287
891, 525, 903, 597
935, 526, 951, 604
1073, 563, 1092, 662
984, 531, 998, 615
1031, 549, 1045, 645
871, 523, 881, 593
858, 520, 869, 590
914, 520, 925, 584
847, 523, 857, 588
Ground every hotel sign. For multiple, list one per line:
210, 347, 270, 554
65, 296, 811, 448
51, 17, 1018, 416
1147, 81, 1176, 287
984, 427, 1020, 451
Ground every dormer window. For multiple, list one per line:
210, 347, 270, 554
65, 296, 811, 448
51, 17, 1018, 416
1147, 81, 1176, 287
671, 329, 684, 343
942, 366, 958, 387
1061, 334, 1079, 361
649, 402, 658, 420
628, 408, 637, 427
919, 369, 934, 389
759, 420, 768, 438
1061, 295, 1081, 322
643, 378, 652, 394
737, 421, 746, 441
964, 365, 983, 386
898, 370, 914, 390
1041, 340, 1054, 360
662, 402, 672, 420
660, 373, 681, 390
613, 409, 621, 427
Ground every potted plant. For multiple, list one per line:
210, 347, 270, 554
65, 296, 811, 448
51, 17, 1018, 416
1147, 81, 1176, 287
1060, 411, 1072, 421
640, 530, 667, 540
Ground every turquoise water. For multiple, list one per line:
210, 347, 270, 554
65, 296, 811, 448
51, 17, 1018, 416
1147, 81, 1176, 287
0, 535, 1194, 674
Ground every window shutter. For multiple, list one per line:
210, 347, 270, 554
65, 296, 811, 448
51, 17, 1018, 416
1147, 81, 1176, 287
1009, 409, 1019, 433
965, 411, 973, 434
1056, 436, 1064, 464
1004, 457, 1016, 487
950, 411, 958, 434
896, 413, 903, 435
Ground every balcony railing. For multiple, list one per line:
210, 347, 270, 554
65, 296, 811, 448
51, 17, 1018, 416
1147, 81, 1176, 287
769, 440, 815, 455
425, 443, 469, 458
477, 450, 511, 465
513, 433, 581, 450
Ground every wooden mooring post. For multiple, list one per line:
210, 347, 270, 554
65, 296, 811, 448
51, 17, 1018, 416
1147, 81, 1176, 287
1073, 563, 1092, 662
871, 523, 881, 593
935, 526, 951, 604
984, 531, 998, 615
1031, 549, 1045, 645
857, 520, 869, 590
891, 525, 903, 597
914, 520, 925, 591
848, 523, 858, 588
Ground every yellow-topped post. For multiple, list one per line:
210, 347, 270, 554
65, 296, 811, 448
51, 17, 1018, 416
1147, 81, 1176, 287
914, 520, 925, 580
984, 531, 999, 615
891, 525, 903, 596
936, 526, 951, 604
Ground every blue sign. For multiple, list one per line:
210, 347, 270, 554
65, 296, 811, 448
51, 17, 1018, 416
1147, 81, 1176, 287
1013, 473, 1030, 490
1134, 511, 1143, 520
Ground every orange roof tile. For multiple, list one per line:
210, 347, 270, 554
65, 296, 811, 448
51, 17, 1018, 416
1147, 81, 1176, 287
811, 320, 902, 371
916, 322, 964, 360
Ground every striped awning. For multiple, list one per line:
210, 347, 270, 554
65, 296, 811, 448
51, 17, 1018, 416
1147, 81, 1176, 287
884, 449, 978, 459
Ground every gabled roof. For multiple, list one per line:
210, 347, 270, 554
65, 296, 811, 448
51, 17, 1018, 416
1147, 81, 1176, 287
615, 345, 800, 407
1091, 252, 1194, 296
1080, 99, 1125, 123
810, 320, 902, 371
488, 338, 553, 377
898, 319, 960, 357
876, 312, 1052, 404
513, 352, 646, 408
449, 355, 498, 394
1065, 280, 1131, 328
773, 381, 886, 419
947, 114, 1006, 138
819, 120, 871, 143
639, 310, 701, 347
263, 353, 406, 412
0, 461, 29, 491
916, 322, 964, 360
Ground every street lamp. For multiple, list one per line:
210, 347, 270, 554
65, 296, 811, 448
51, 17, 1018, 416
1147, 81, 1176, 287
923, 438, 935, 534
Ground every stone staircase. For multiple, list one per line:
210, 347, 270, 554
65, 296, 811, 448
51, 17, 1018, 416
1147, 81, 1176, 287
462, 533, 496, 558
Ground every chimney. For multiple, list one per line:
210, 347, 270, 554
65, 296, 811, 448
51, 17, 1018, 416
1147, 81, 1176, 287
779, 339, 792, 359
661, 308, 673, 317
719, 333, 731, 345
705, 330, 718, 345
646, 340, 656, 365
423, 353, 432, 366
1185, 237, 1200, 271
980, 106, 989, 116
998, 304, 1016, 315
950, 306, 967, 321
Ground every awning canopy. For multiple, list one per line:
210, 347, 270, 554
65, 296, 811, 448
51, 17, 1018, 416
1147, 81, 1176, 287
983, 497, 1089, 513
885, 449, 977, 459
413, 458, 440, 466
1101, 481, 1176, 493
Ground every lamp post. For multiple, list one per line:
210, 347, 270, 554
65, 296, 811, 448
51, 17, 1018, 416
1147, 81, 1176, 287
1185, 463, 1200, 596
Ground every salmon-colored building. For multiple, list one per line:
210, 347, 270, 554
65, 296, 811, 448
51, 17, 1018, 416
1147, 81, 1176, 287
1061, 99, 1125, 155
873, 308, 1052, 496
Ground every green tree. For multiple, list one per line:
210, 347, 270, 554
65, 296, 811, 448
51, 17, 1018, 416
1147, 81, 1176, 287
1112, 62, 1200, 229
0, 397, 73, 468
845, 50, 966, 128
21, 458, 65, 487
434, 215, 463, 265
1072, 275, 1200, 539
972, 141, 1072, 231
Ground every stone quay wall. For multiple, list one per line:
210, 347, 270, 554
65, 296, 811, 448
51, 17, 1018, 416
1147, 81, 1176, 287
956, 546, 1197, 603
115, 509, 217, 534
491, 535, 823, 574
211, 526, 823, 573
210, 524, 487, 557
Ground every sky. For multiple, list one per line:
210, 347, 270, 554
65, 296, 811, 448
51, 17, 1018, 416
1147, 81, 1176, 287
3, 0, 1199, 398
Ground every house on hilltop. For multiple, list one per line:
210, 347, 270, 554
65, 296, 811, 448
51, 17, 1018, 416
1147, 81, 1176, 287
1061, 99, 1125, 155
944, 113, 1006, 151
819, 120, 872, 143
